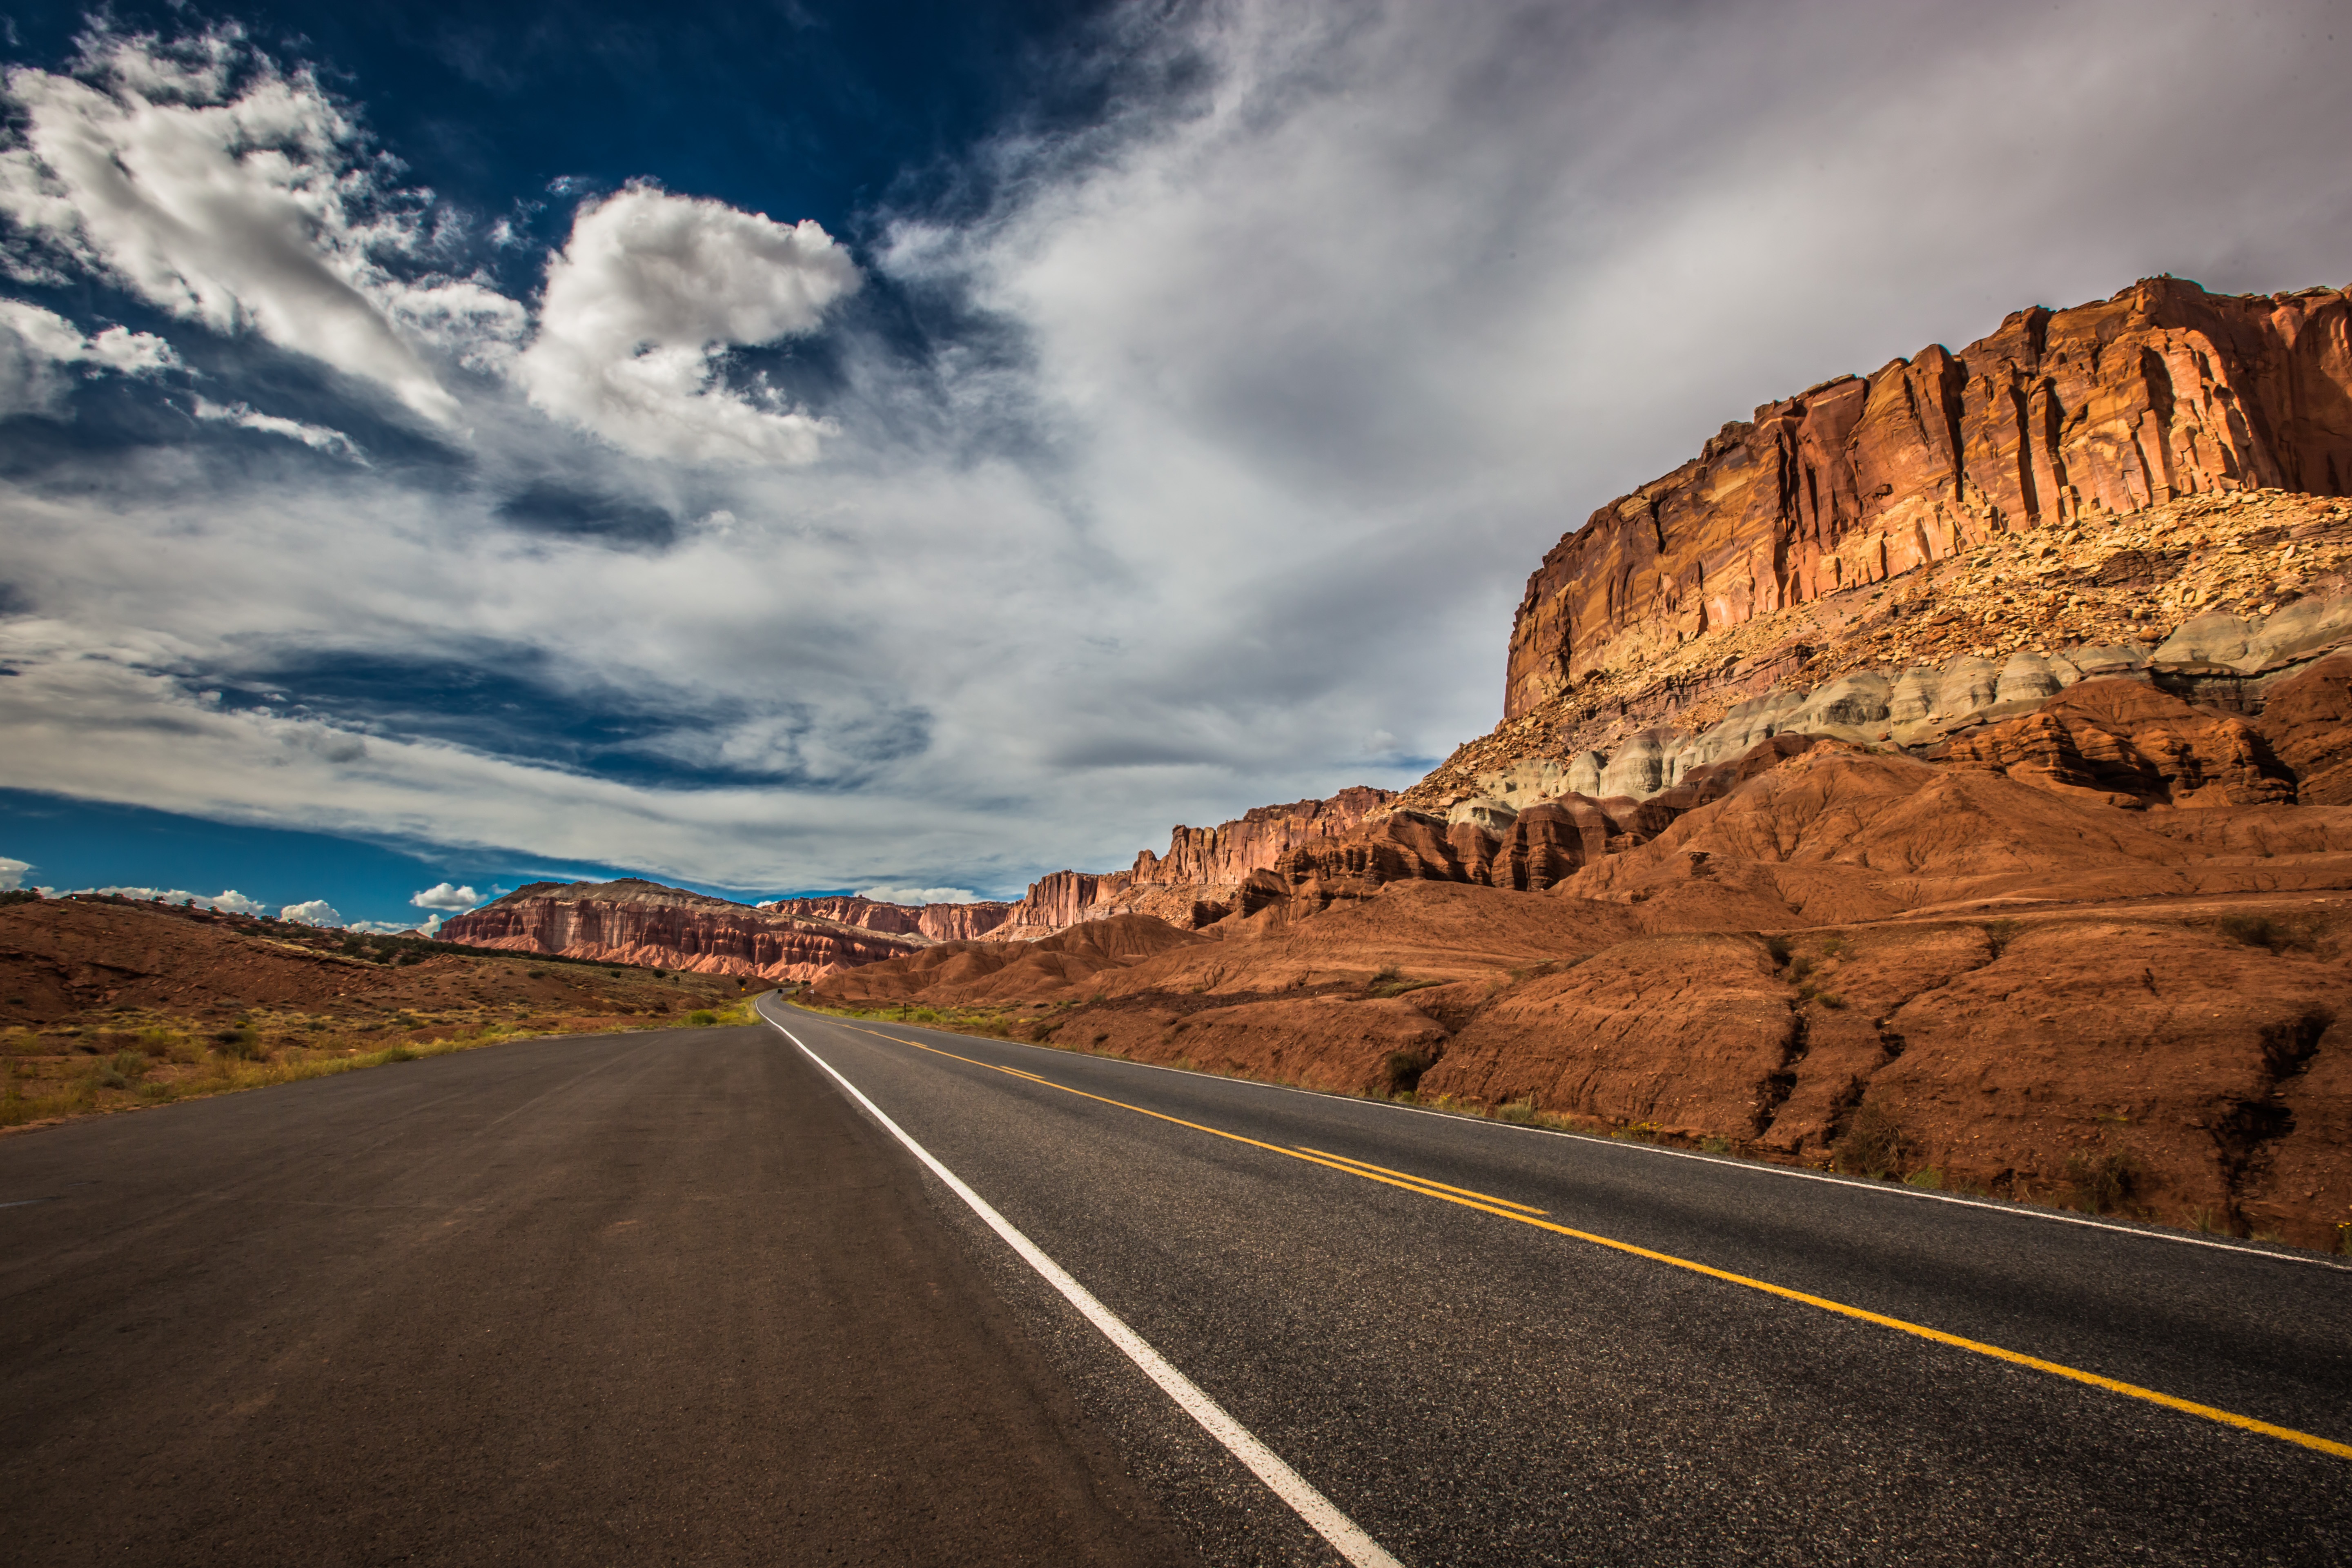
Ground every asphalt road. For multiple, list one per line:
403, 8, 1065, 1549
7, 1009, 2348, 1566
762, 1001, 2352, 1568
0, 1025, 1188, 1568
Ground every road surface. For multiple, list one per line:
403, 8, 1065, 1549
5, 1004, 2348, 1565
761, 1001, 2352, 1567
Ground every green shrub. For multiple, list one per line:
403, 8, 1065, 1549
1903, 1167, 1942, 1189
688, 1009, 717, 1027
213, 1026, 263, 1060
0, 888, 40, 907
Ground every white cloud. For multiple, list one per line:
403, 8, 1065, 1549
0, 298, 179, 415
348, 913, 440, 935
514, 183, 860, 463
410, 882, 480, 911
0, 855, 29, 889
855, 885, 987, 906
278, 898, 342, 926
0, 27, 526, 422
189, 396, 364, 460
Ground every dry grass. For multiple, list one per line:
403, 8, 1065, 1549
1, 981, 755, 1134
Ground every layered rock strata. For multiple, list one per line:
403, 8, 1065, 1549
756, 894, 1013, 942
441, 878, 928, 982
1407, 487, 2352, 817
980, 787, 1397, 940
1507, 277, 2352, 718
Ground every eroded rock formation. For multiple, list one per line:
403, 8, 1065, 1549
442, 878, 927, 982
1507, 278, 2352, 717
979, 787, 1398, 940
757, 894, 1013, 942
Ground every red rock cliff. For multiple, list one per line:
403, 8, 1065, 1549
1506, 277, 2352, 717
441, 878, 925, 982
757, 894, 1012, 941
1129, 787, 1396, 885
985, 786, 1399, 940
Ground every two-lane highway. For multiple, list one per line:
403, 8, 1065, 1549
767, 1000, 2352, 1566
5, 1003, 2345, 1566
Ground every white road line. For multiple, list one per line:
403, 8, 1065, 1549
828, 1008, 2350, 1274
762, 1006, 1404, 1568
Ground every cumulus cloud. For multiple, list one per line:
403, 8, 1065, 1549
0, 26, 526, 421
0, 298, 179, 415
514, 184, 860, 463
855, 885, 987, 906
410, 882, 481, 911
0, 854, 30, 889
190, 396, 364, 459
278, 898, 342, 926
349, 913, 439, 935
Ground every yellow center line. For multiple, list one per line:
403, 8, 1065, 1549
831, 1018, 2352, 1462
1297, 1146, 1548, 1214
862, 1031, 1496, 1206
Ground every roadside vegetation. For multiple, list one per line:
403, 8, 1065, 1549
2, 969, 757, 1134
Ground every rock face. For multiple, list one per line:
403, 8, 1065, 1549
1506, 278, 2352, 718
1940, 679, 2295, 807
980, 787, 1398, 940
1131, 788, 1397, 884
757, 895, 1013, 942
2254, 652, 2352, 804
441, 878, 927, 982
1418, 485, 2352, 817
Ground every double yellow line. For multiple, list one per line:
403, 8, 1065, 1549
853, 1024, 2352, 1463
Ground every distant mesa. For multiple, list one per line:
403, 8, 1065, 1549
436, 879, 1014, 982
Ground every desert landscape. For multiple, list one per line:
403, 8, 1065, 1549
12, 11, 2352, 1558
395, 276, 2352, 1253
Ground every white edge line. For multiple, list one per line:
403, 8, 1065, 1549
762, 1004, 1404, 1568
778, 998, 2352, 1276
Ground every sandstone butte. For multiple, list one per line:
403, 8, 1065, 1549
802, 274, 2352, 1252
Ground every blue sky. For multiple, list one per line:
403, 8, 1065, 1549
2, 0, 2349, 929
